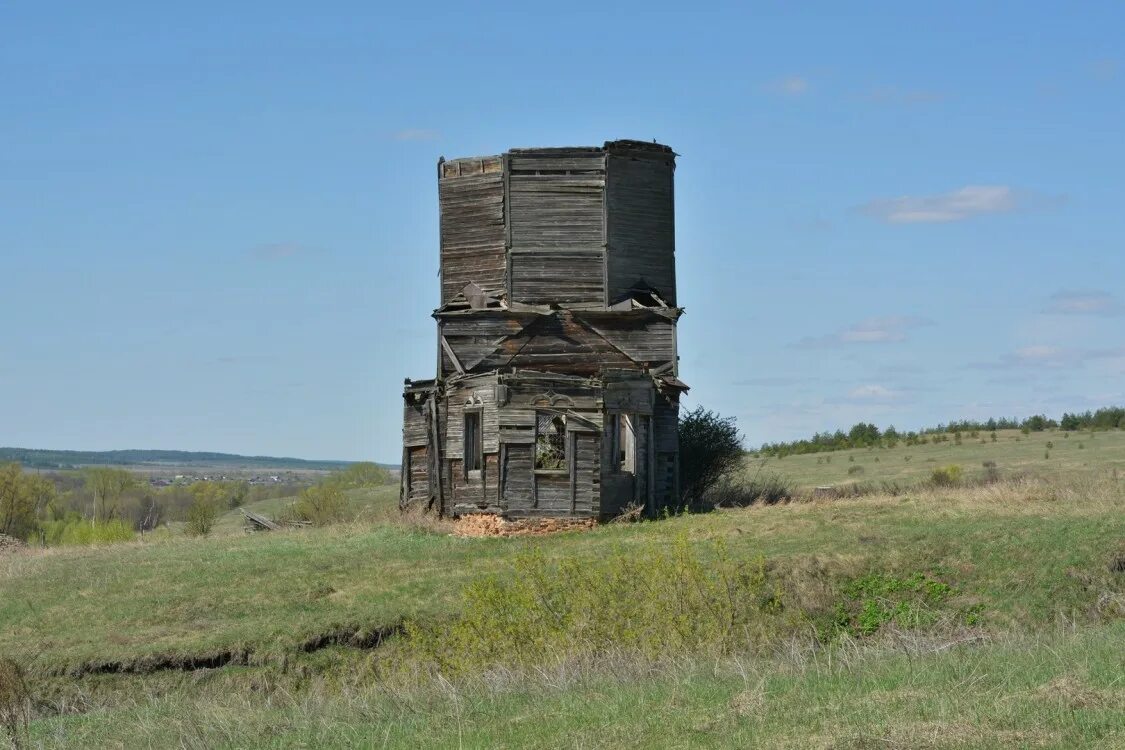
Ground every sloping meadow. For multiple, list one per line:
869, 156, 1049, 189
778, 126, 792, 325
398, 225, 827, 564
1, 475, 1123, 747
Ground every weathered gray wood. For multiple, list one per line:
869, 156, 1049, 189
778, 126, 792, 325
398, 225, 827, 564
605, 154, 676, 306
405, 140, 685, 521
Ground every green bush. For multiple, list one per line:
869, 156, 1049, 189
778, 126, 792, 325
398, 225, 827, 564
185, 497, 218, 537
678, 407, 743, 507
333, 462, 392, 488
402, 538, 786, 674
847, 465, 865, 476
929, 464, 963, 487
292, 483, 348, 525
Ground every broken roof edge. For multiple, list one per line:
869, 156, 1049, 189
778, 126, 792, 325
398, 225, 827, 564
441, 140, 676, 166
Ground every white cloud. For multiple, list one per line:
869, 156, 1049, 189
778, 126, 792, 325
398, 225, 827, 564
1042, 290, 1121, 316
796, 315, 932, 348
847, 384, 904, 402
765, 75, 809, 96
392, 129, 441, 142
860, 186, 1022, 223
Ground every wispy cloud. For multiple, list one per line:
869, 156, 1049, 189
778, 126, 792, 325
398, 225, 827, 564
765, 75, 809, 97
795, 315, 932, 348
859, 186, 1027, 224
864, 86, 947, 105
249, 242, 317, 261
392, 128, 441, 142
1041, 290, 1121, 316
969, 343, 1125, 370
845, 384, 905, 403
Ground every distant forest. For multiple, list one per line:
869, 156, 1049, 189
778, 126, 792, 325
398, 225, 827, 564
757, 406, 1125, 458
0, 447, 358, 471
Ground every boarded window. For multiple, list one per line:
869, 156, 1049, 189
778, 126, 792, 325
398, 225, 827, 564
464, 411, 482, 474
535, 413, 567, 471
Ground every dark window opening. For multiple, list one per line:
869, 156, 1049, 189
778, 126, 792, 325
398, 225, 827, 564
464, 410, 482, 475
611, 413, 636, 474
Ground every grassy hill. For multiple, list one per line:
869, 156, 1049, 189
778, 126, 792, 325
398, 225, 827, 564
0, 464, 1121, 748
746, 427, 1125, 491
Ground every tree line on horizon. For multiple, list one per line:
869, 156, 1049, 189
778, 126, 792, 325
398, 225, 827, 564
756, 406, 1125, 458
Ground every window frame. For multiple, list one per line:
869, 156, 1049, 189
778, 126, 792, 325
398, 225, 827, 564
533, 410, 571, 476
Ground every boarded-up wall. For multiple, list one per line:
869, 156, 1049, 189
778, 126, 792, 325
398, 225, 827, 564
439, 156, 505, 304
404, 446, 430, 506
576, 311, 676, 368
502, 444, 534, 509
478, 312, 634, 376
606, 153, 675, 305
508, 152, 606, 306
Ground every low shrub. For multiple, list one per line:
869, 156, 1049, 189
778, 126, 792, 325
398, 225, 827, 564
401, 538, 788, 674
40, 517, 135, 546
290, 483, 348, 525
847, 465, 865, 476
185, 497, 219, 537
930, 464, 963, 487
703, 474, 794, 508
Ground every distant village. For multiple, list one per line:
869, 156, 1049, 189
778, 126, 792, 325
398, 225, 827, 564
145, 471, 316, 488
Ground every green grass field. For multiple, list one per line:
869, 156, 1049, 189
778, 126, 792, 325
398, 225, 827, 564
747, 427, 1125, 491
1, 441, 1123, 748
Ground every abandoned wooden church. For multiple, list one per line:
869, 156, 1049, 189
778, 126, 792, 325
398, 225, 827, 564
401, 140, 687, 519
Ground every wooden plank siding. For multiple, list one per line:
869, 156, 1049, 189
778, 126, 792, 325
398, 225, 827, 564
605, 153, 676, 306
508, 157, 606, 306
576, 311, 677, 367
444, 378, 499, 460
405, 446, 429, 505
501, 444, 534, 509
439, 167, 506, 304
407, 141, 685, 520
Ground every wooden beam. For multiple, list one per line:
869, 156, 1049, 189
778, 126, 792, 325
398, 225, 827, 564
440, 335, 466, 376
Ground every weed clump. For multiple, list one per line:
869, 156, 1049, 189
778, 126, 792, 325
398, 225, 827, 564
704, 474, 793, 508
833, 572, 976, 636
401, 538, 788, 674
0, 657, 30, 749
40, 517, 135, 546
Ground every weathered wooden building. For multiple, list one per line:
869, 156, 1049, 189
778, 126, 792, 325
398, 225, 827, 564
401, 140, 687, 519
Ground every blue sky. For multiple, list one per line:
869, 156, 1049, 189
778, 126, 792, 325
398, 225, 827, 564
2, 2, 1123, 461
